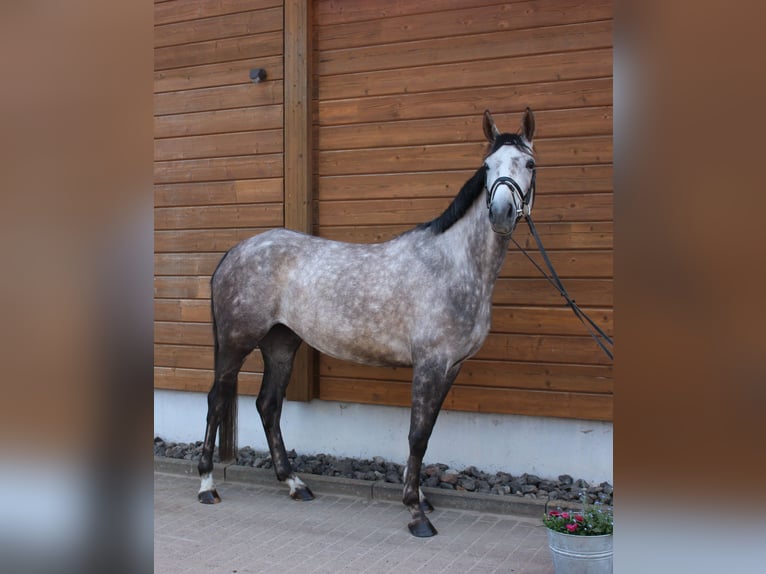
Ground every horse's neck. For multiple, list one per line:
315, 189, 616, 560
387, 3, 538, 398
436, 196, 510, 284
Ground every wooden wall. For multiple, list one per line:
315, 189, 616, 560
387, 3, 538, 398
154, 0, 285, 396
313, 0, 614, 420
154, 0, 614, 422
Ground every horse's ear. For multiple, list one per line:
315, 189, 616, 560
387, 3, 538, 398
520, 107, 535, 143
483, 109, 500, 143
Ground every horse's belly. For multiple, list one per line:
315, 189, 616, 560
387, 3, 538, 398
303, 329, 412, 368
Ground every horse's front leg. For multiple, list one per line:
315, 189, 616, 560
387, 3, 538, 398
403, 361, 461, 537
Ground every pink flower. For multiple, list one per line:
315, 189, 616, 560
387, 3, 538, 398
566, 523, 578, 533
549, 511, 561, 518
574, 514, 584, 523
561, 512, 570, 520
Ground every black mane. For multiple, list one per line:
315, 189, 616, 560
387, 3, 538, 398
418, 132, 531, 235
417, 166, 487, 234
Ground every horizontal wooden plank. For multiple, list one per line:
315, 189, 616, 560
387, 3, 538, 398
154, 153, 283, 184
154, 366, 263, 395
154, 247, 611, 280
155, 0, 282, 26
501, 249, 612, 279
316, 165, 612, 202
155, 343, 264, 372
319, 48, 612, 101
318, 78, 613, 126
318, 377, 611, 420
491, 306, 612, 336
155, 276, 211, 299
155, 55, 283, 94
493, 278, 612, 307
318, 137, 611, 176
155, 178, 283, 208
318, 107, 612, 151
155, 321, 212, 346
476, 333, 612, 365
156, 105, 283, 139
320, 356, 612, 394
317, 193, 612, 227
301, 221, 613, 250
156, 30, 282, 70
155, 81, 283, 116
155, 7, 283, 48
318, 21, 612, 77
155, 129, 283, 161
155, 299, 210, 322
317, 0, 611, 49
155, 320, 612, 365
315, 0, 505, 27
153, 275, 613, 309
155, 228, 270, 253
155, 202, 283, 230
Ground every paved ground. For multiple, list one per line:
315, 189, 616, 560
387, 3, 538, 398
155, 470, 555, 574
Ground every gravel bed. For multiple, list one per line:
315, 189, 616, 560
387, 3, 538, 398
154, 437, 613, 506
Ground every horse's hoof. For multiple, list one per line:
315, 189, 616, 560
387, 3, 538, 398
290, 485, 314, 501
408, 517, 438, 538
420, 498, 435, 514
198, 489, 221, 504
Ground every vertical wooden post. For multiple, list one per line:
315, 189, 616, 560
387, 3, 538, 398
283, 0, 315, 401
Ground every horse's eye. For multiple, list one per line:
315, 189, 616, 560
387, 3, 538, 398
526, 160, 535, 170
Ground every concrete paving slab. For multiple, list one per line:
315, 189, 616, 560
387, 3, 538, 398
155, 467, 555, 573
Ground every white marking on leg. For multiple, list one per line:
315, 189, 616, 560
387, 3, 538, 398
419, 488, 427, 503
199, 472, 215, 493
286, 474, 306, 496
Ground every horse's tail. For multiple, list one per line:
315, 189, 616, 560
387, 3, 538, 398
211, 250, 238, 463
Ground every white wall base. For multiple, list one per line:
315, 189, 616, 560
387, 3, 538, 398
154, 389, 612, 484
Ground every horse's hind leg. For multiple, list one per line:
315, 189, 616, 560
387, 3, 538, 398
256, 324, 314, 501
198, 341, 252, 504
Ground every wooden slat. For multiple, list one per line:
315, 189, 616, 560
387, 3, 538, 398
319, 49, 612, 101
316, 165, 613, 201
491, 306, 612, 336
155, 81, 284, 116
317, 0, 611, 46
475, 333, 611, 365
155, 366, 263, 396
155, 321, 212, 346
154, 276, 211, 299
316, 222, 613, 251
155, 30, 282, 70
318, 78, 613, 126
154, 154, 283, 184
155, 7, 283, 48
317, 137, 611, 176
317, 193, 611, 227
155, 130, 283, 161
155, 343, 264, 372
155, 228, 270, 253
155, 179, 283, 207
318, 378, 611, 421
155, 105, 283, 138
318, 107, 613, 151
155, 203, 283, 230
315, 0, 505, 27
153, 248, 612, 279
155, 0, 282, 26
155, 55, 284, 93
317, 21, 612, 77
493, 278, 613, 307
320, 356, 612, 394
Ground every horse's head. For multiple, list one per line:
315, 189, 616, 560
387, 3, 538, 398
482, 108, 536, 236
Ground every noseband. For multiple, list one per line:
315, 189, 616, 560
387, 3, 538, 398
485, 168, 536, 218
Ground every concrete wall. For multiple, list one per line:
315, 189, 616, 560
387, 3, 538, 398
155, 389, 612, 484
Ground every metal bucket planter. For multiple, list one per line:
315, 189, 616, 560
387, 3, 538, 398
546, 530, 613, 574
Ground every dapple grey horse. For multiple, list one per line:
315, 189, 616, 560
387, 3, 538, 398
197, 109, 537, 537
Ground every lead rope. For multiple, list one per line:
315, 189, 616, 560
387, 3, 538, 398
510, 215, 614, 361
